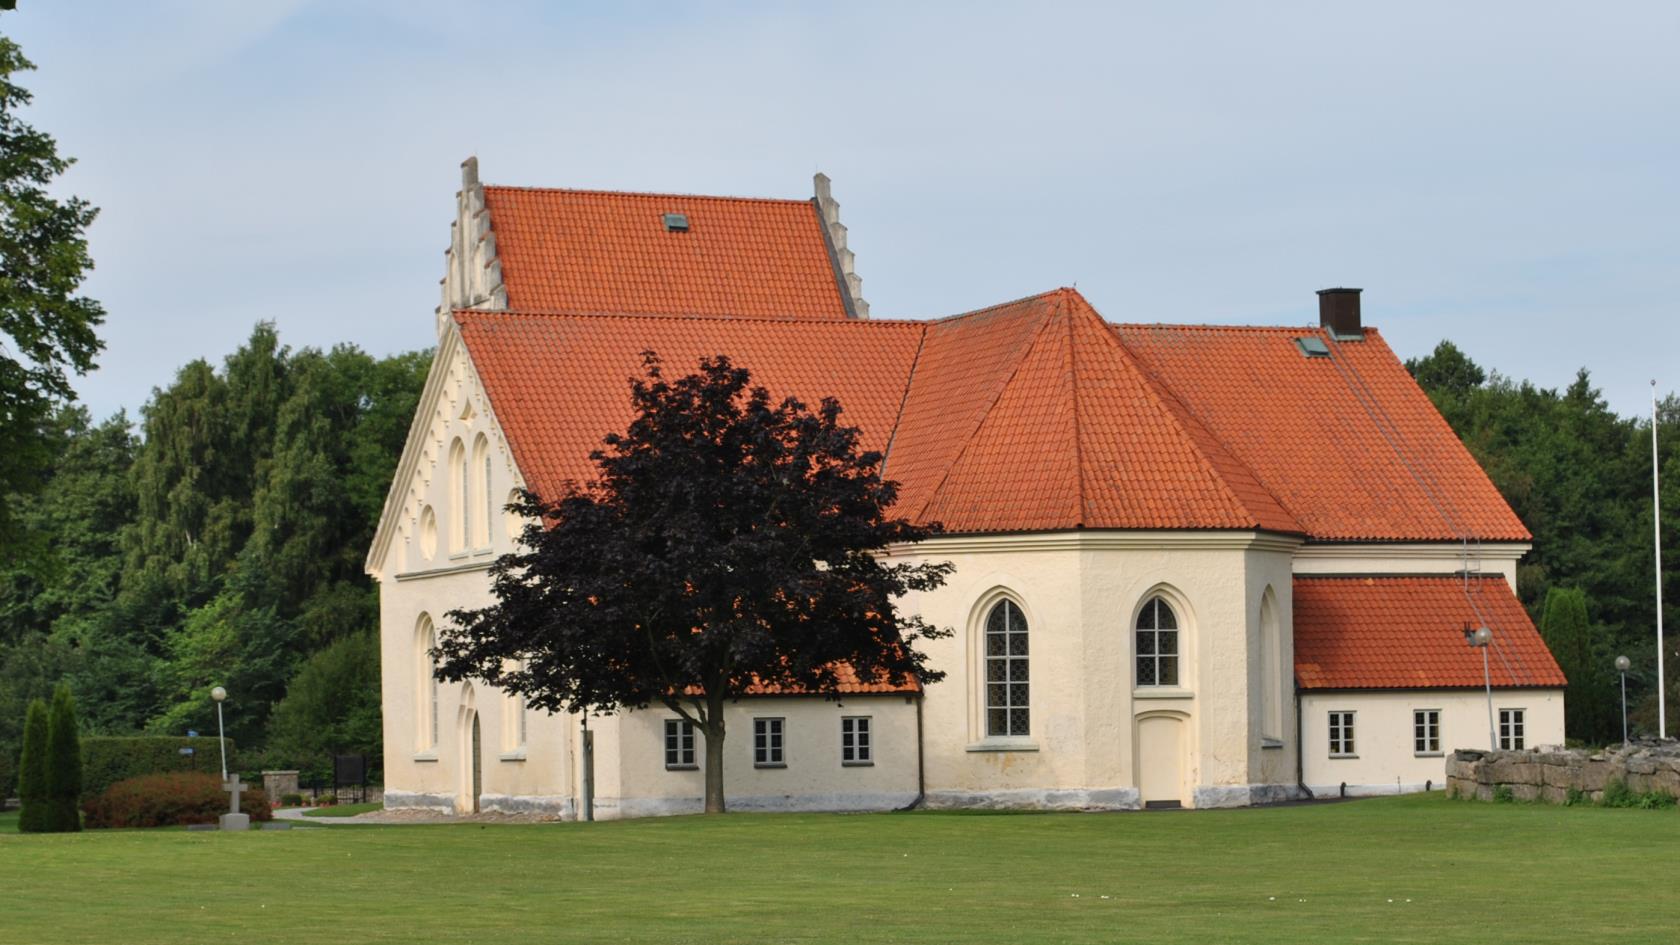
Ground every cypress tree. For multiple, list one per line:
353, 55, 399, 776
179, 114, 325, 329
15, 698, 49, 832
1539, 587, 1605, 744
45, 684, 82, 831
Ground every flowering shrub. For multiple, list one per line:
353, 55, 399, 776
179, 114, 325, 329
82, 772, 273, 829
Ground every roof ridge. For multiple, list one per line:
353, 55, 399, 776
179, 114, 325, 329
879, 325, 931, 479
921, 287, 1077, 324
907, 298, 1065, 523
1115, 322, 1390, 340
1064, 293, 1088, 527
452, 308, 924, 328
482, 183, 810, 205
1077, 300, 1298, 532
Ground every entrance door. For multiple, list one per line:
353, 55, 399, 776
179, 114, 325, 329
1136, 715, 1186, 808
470, 714, 482, 813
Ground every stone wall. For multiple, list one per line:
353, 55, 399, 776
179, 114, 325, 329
1446, 740, 1680, 803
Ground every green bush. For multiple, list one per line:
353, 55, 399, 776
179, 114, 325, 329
280, 792, 304, 807
80, 735, 234, 800
16, 699, 49, 833
1599, 778, 1677, 809
81, 771, 272, 829
44, 684, 82, 832
1564, 787, 1588, 806
1492, 785, 1516, 804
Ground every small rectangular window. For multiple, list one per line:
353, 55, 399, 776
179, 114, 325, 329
1414, 709, 1441, 755
1498, 708, 1525, 750
664, 718, 696, 769
1328, 711, 1356, 757
753, 717, 785, 767
841, 716, 872, 765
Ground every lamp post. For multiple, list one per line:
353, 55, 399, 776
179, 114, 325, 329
1615, 655, 1631, 747
210, 685, 228, 782
1466, 625, 1495, 750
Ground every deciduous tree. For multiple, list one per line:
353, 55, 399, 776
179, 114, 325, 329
437, 354, 952, 813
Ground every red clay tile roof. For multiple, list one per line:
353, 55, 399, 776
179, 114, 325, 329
457, 311, 923, 505
1113, 324, 1529, 542
1293, 575, 1565, 690
481, 186, 849, 319
457, 287, 1524, 541
888, 290, 1299, 533
741, 663, 921, 696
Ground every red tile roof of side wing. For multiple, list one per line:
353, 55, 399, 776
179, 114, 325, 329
455, 311, 922, 504
1112, 325, 1530, 542
1293, 575, 1565, 690
481, 187, 850, 319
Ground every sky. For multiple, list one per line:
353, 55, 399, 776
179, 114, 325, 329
7, 1, 1678, 422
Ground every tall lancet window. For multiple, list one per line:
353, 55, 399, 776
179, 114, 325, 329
984, 599, 1029, 737
1136, 597, 1180, 687
472, 434, 491, 549
448, 438, 468, 554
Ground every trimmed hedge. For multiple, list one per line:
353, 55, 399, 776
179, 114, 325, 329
80, 736, 235, 801
44, 685, 83, 832
16, 699, 49, 832
82, 772, 272, 829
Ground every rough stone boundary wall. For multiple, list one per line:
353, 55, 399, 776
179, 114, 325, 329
1446, 743, 1680, 803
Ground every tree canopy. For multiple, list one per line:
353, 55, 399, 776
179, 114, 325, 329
0, 34, 105, 562
437, 354, 953, 812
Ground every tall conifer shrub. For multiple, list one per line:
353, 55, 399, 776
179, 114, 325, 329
15, 699, 49, 832
45, 684, 82, 831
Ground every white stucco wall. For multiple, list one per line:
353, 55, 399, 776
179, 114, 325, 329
1300, 689, 1564, 796
887, 531, 1302, 810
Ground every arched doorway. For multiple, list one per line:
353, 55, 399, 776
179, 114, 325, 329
1135, 712, 1189, 808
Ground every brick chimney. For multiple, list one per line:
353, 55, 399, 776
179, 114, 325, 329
1317, 288, 1363, 339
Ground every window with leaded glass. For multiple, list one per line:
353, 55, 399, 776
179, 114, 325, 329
1135, 597, 1180, 687
1414, 709, 1441, 755
1328, 711, 1356, 757
984, 599, 1029, 737
841, 716, 872, 764
754, 717, 785, 767
664, 718, 696, 769
1498, 708, 1525, 750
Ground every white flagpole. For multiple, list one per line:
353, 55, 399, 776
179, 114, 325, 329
1654, 380, 1666, 740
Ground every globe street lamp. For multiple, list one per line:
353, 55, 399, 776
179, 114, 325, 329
1615, 655, 1631, 747
210, 685, 228, 782
1465, 625, 1495, 750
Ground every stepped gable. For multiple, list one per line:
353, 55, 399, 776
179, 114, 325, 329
1112, 323, 1530, 542
480, 186, 852, 319
1293, 575, 1566, 689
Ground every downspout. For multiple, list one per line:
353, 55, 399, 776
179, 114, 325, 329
897, 693, 927, 811
1294, 686, 1314, 800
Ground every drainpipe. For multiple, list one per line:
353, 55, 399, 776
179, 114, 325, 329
1294, 687, 1314, 800
897, 694, 927, 811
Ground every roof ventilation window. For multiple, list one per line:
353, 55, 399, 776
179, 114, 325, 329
1295, 336, 1331, 358
662, 212, 690, 232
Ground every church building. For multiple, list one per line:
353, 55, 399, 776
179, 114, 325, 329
365, 159, 1565, 817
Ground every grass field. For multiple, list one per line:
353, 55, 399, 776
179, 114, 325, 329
2, 793, 1675, 944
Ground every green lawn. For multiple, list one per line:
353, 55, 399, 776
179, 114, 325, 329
1, 794, 1674, 944
301, 801, 382, 818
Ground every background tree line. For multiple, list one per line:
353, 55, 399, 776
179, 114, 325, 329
0, 327, 428, 790
1408, 342, 1679, 744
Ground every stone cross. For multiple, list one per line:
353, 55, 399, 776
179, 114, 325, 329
223, 774, 243, 814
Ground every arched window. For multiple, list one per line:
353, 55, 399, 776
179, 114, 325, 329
1135, 597, 1179, 687
984, 599, 1029, 737
1259, 588, 1283, 739
448, 438, 468, 554
471, 434, 491, 549
416, 615, 439, 751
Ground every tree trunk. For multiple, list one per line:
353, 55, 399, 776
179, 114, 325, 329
703, 695, 727, 813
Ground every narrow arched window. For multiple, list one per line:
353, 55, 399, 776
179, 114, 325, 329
448, 438, 468, 553
984, 599, 1029, 737
1136, 597, 1179, 687
472, 434, 491, 549
417, 615, 439, 751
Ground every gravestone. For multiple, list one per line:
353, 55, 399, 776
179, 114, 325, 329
219, 774, 250, 831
